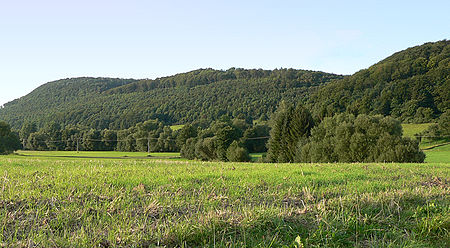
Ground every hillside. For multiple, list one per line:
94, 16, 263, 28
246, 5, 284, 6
309, 40, 450, 122
0, 69, 342, 130
1, 40, 448, 131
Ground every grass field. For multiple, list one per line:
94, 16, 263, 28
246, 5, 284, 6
14, 150, 182, 160
11, 146, 450, 163
0, 153, 448, 247
424, 144, 450, 163
401, 123, 434, 138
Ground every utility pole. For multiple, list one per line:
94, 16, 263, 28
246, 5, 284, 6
147, 138, 150, 154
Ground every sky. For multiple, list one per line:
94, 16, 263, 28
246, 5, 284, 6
0, 0, 449, 106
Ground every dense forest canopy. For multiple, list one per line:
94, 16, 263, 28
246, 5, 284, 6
0, 69, 342, 130
308, 40, 450, 122
0, 40, 448, 132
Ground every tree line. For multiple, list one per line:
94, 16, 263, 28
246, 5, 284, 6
3, 103, 443, 163
16, 118, 271, 158
264, 102, 426, 163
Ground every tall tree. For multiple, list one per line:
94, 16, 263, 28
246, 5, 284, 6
43, 122, 63, 151
266, 102, 314, 162
19, 122, 37, 149
0, 121, 21, 154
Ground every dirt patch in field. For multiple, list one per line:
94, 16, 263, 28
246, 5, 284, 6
420, 176, 449, 188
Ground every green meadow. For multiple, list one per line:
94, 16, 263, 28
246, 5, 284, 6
424, 144, 450, 163
0, 150, 449, 247
15, 150, 182, 160
401, 123, 434, 138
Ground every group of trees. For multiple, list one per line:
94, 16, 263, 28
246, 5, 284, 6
2, 102, 428, 163
18, 120, 178, 152
179, 117, 270, 162
12, 116, 271, 159
175, 100, 426, 163
297, 114, 425, 163
309, 40, 449, 123
116, 120, 178, 152
266, 102, 425, 163
0, 69, 343, 130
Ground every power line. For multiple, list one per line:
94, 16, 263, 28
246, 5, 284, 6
413, 135, 450, 138
245, 136, 270, 140
26, 135, 273, 143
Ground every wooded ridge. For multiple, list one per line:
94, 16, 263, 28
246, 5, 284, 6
0, 40, 448, 130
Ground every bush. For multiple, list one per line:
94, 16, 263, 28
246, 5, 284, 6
180, 138, 197, 160
195, 137, 218, 161
226, 141, 250, 162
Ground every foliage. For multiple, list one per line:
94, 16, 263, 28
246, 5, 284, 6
22, 119, 179, 152
0, 121, 21, 154
266, 102, 314, 163
242, 124, 270, 153
19, 121, 37, 147
175, 124, 198, 148
0, 69, 342, 130
180, 137, 198, 160
309, 40, 450, 123
226, 141, 251, 162
296, 114, 425, 163
179, 117, 259, 161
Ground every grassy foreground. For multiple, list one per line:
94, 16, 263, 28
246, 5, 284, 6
0, 157, 449, 247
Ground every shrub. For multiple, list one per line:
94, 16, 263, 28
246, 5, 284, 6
180, 138, 197, 160
226, 141, 250, 162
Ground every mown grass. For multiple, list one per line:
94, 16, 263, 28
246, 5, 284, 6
14, 150, 182, 160
401, 123, 433, 138
14, 148, 450, 163
0, 156, 448, 247
424, 144, 450, 163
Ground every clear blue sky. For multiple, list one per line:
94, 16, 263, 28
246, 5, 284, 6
1, 0, 449, 106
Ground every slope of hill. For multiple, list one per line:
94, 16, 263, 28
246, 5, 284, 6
1, 40, 448, 131
0, 69, 343, 130
0, 78, 136, 129
309, 40, 450, 122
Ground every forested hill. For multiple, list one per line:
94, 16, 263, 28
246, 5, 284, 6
0, 69, 343, 130
309, 40, 450, 123
1, 40, 448, 131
